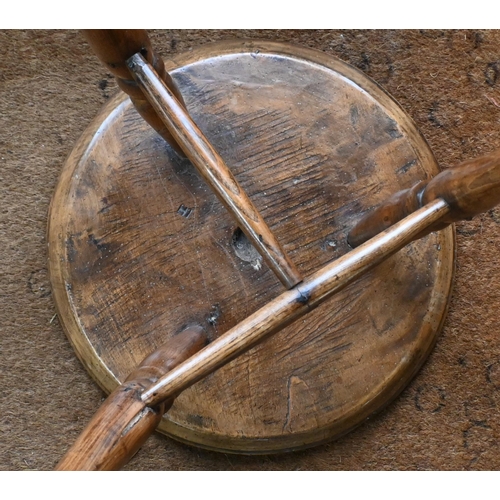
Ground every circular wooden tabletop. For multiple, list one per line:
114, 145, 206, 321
48, 41, 454, 454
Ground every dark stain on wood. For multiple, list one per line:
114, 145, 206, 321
397, 159, 417, 175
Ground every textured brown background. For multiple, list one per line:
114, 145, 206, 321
1, 29, 500, 471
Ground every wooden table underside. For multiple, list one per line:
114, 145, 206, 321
48, 41, 454, 453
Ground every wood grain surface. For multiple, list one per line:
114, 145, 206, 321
55, 326, 207, 470
5, 30, 500, 471
82, 30, 187, 155
127, 52, 302, 288
48, 41, 454, 454
348, 149, 500, 246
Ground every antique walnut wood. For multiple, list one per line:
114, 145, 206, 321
48, 38, 468, 462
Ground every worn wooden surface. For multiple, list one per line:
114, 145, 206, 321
48, 41, 454, 454
55, 326, 207, 471
140, 199, 450, 407
5, 30, 500, 471
82, 30, 186, 155
348, 149, 500, 246
127, 52, 302, 288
